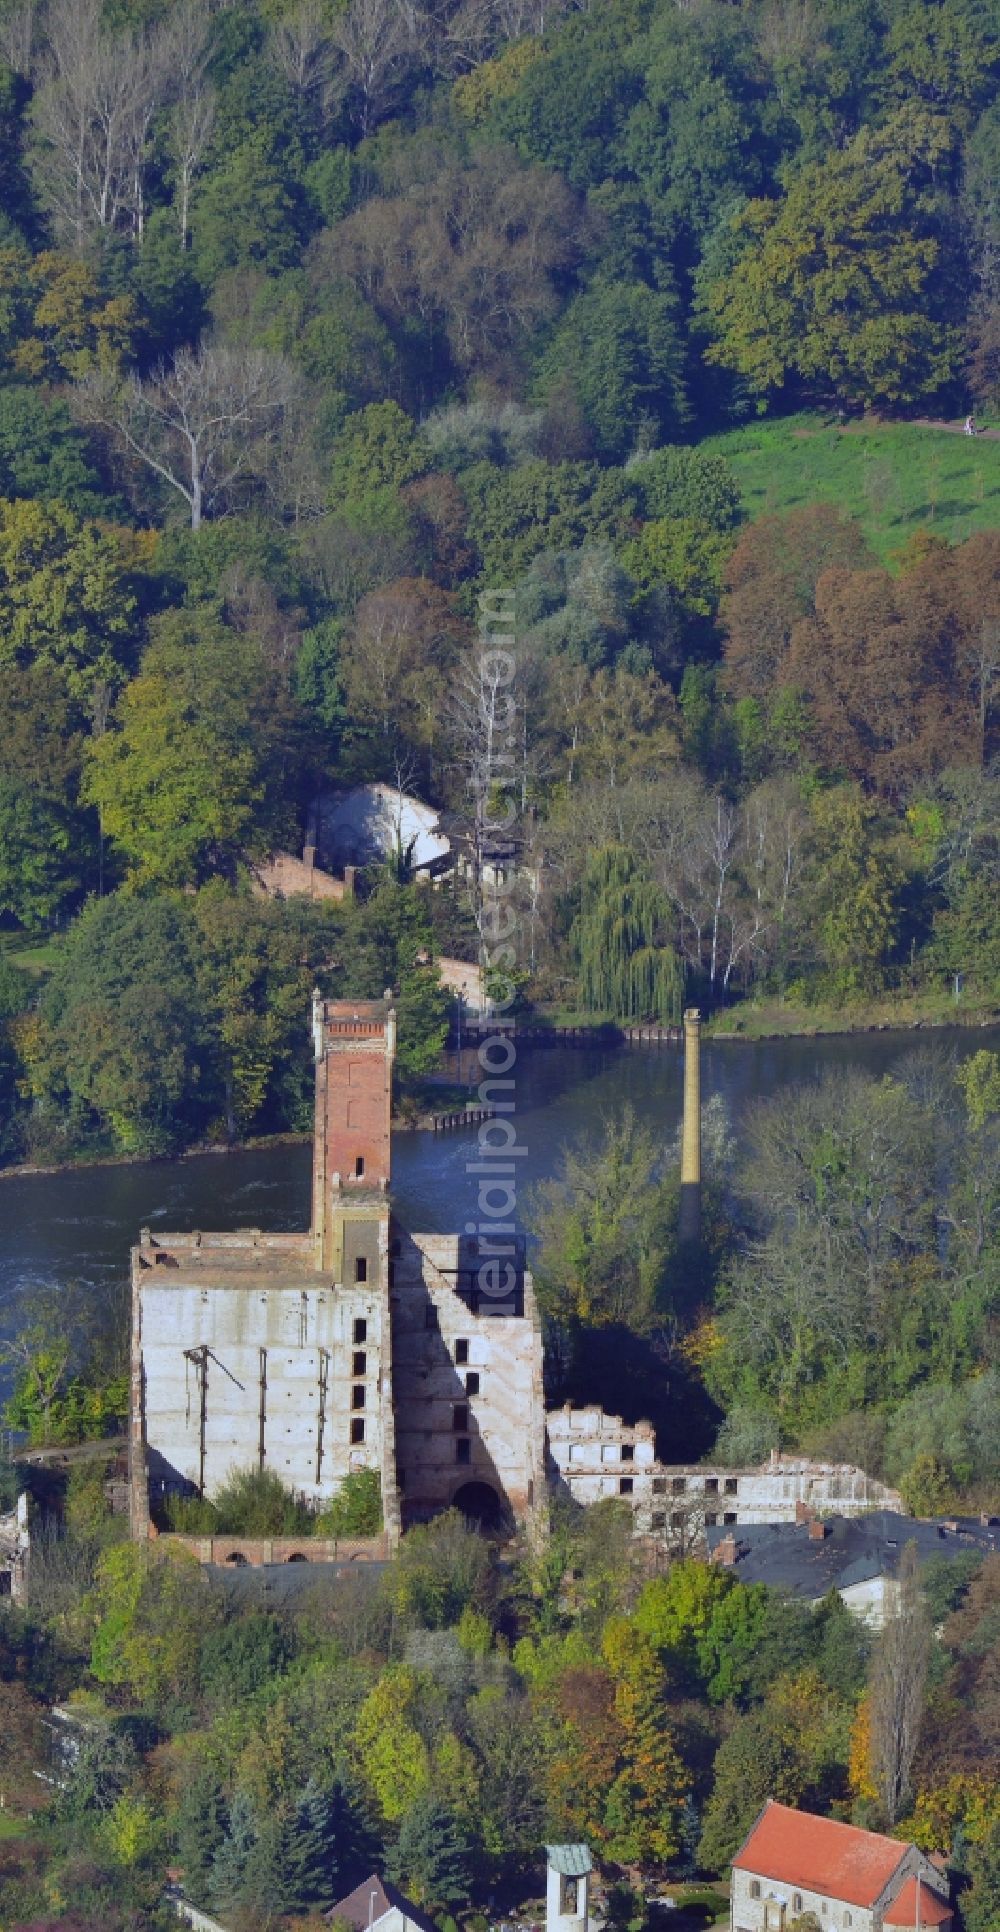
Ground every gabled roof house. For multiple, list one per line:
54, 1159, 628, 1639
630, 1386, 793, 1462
731, 1802, 952, 1932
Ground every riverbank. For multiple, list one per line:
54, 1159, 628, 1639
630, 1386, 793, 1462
705, 989, 999, 1041
2, 1002, 996, 1181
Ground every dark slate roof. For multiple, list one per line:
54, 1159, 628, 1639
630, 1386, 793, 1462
704, 1512, 999, 1599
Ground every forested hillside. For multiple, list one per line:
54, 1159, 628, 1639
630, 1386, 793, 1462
0, 0, 999, 1159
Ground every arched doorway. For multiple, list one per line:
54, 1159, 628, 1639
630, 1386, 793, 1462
451, 1481, 512, 1535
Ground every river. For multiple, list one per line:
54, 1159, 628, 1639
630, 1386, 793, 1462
1, 1027, 996, 1395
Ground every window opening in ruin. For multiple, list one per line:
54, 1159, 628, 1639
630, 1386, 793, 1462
619, 1476, 633, 1495
671, 1476, 686, 1493
352, 1385, 365, 1410
453, 1404, 469, 1431
353, 1351, 367, 1376
651, 1511, 665, 1529
705, 1476, 719, 1492
456, 1437, 471, 1464
670, 1511, 686, 1527
725, 1476, 738, 1493
353, 1318, 367, 1343
621, 1443, 634, 1461
355, 1256, 367, 1282
455, 1338, 469, 1364
652, 1476, 665, 1493
355, 1156, 365, 1177
705, 1511, 718, 1526
465, 1371, 480, 1395
724, 1511, 737, 1524
350, 1418, 365, 1444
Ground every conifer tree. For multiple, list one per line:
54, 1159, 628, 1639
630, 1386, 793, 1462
386, 1794, 472, 1912
175, 1767, 227, 1907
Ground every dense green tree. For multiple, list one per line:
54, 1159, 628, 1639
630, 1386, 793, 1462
199, 1614, 292, 1705
697, 1709, 806, 1871
535, 280, 688, 461
37, 892, 208, 1154
531, 1103, 677, 1332
0, 388, 108, 513
84, 608, 289, 889
0, 497, 138, 702
705, 108, 963, 405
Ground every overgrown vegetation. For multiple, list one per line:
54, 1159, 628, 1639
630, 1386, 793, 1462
0, 0, 998, 1171
4, 1484, 1000, 1931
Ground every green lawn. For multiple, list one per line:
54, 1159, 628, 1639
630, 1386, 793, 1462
0, 933, 63, 977
0, 1809, 30, 1838
702, 413, 1000, 563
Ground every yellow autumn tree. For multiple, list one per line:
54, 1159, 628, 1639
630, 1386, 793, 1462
849, 1693, 878, 1803
353, 1666, 432, 1822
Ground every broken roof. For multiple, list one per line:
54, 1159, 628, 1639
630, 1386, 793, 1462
734, 1802, 908, 1907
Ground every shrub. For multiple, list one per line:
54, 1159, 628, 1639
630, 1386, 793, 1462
315, 1468, 382, 1539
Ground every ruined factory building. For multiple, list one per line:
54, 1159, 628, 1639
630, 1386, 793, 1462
130, 996, 546, 1543
129, 1000, 895, 1549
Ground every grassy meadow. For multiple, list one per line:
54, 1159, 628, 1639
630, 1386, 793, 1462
703, 414, 1000, 562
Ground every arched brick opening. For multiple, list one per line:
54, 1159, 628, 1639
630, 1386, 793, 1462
451, 1481, 511, 1534
285, 1551, 308, 1562
223, 1551, 248, 1566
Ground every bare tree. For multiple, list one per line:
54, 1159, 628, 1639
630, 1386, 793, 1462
330, 0, 416, 136
77, 345, 296, 529
0, 0, 36, 75
30, 0, 170, 245
159, 4, 217, 249
869, 1541, 930, 1825
269, 0, 339, 125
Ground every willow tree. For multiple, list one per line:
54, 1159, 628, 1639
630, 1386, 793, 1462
572, 845, 683, 1024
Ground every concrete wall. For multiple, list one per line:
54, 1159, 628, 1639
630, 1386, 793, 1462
133, 1230, 390, 1512
547, 1407, 903, 1543
391, 1229, 547, 1527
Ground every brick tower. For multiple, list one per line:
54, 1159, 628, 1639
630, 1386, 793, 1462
311, 992, 396, 1274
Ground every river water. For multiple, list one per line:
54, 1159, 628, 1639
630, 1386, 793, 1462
1, 1028, 996, 1390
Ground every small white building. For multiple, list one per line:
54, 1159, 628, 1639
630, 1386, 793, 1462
546, 1845, 592, 1932
317, 785, 452, 876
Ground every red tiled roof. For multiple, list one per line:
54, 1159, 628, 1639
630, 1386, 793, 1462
883, 1877, 952, 1927
734, 1802, 908, 1908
